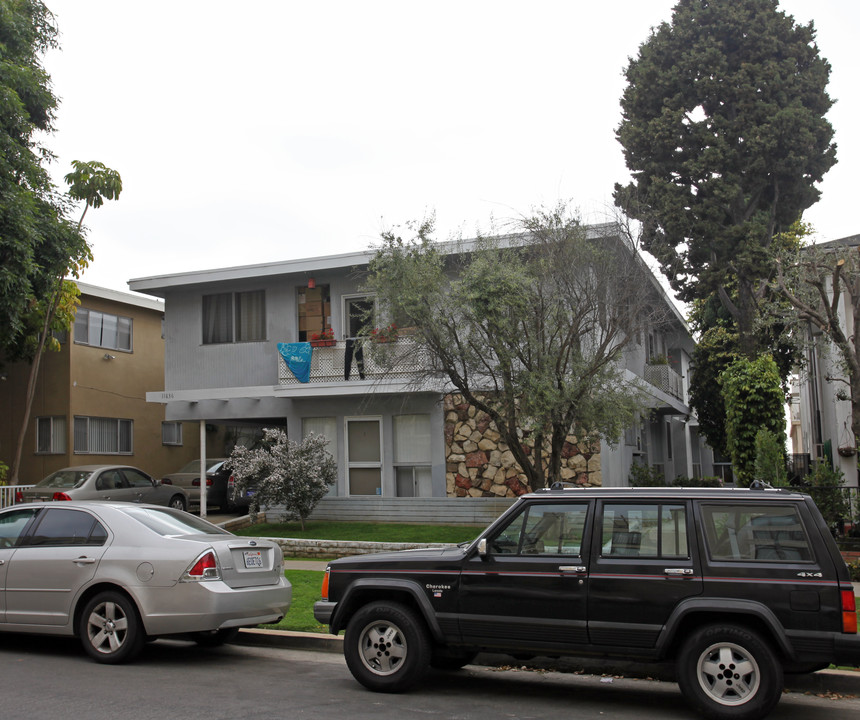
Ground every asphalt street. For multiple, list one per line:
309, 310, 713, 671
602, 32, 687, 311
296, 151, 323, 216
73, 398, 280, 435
1, 634, 858, 720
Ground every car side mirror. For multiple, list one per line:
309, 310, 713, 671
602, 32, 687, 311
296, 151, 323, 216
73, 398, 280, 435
478, 538, 488, 557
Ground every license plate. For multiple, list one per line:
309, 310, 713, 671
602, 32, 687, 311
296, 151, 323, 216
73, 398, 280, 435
246, 489, 255, 497
243, 550, 263, 568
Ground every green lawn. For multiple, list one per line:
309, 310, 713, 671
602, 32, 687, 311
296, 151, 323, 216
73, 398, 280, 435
235, 520, 482, 544
263, 569, 327, 633
247, 521, 482, 633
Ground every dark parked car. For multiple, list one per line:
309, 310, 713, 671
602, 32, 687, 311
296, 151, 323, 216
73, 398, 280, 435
18, 465, 187, 511
162, 459, 254, 512
314, 485, 860, 720
205, 461, 255, 512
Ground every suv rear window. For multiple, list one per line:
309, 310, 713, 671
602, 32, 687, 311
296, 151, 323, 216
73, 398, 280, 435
701, 504, 813, 562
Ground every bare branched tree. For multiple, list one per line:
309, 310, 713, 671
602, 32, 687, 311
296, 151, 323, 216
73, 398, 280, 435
775, 238, 860, 448
363, 203, 675, 490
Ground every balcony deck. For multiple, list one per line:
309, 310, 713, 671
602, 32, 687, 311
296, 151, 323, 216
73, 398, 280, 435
278, 339, 426, 385
644, 363, 684, 401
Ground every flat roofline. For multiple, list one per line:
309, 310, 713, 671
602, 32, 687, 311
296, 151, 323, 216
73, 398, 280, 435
76, 281, 164, 312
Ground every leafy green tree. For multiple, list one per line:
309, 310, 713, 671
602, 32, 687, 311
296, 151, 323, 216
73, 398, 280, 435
614, 0, 836, 355
228, 430, 336, 528
721, 355, 786, 483
0, 2, 123, 481
806, 459, 850, 532
0, 0, 75, 358
688, 325, 738, 457
364, 203, 669, 490
754, 428, 788, 486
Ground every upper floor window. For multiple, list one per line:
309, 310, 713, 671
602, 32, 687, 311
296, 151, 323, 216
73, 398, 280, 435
344, 295, 376, 339
74, 308, 132, 351
202, 290, 266, 344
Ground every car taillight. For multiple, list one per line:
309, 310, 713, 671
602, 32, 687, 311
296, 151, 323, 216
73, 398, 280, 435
321, 567, 330, 601
181, 550, 221, 582
15, 490, 23, 503
162, 478, 172, 485
191, 478, 214, 487
842, 589, 857, 634
227, 475, 235, 489
52, 492, 72, 501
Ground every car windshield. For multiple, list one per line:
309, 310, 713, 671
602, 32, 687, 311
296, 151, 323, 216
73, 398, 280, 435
36, 470, 93, 489
122, 507, 232, 537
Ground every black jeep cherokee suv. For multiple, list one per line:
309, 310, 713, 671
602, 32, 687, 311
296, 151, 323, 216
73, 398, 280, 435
314, 486, 860, 720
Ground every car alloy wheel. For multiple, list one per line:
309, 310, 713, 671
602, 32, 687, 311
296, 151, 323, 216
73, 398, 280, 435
79, 591, 144, 664
677, 624, 782, 720
344, 601, 430, 692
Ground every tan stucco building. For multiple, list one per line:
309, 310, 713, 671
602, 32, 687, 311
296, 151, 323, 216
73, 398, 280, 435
0, 282, 202, 485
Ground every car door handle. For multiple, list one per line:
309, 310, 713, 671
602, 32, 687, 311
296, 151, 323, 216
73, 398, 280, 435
559, 566, 587, 574
73, 557, 97, 565
0, 559, 5, 565
664, 568, 694, 576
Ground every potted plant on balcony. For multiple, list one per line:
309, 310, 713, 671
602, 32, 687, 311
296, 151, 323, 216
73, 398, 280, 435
310, 328, 336, 347
370, 323, 398, 344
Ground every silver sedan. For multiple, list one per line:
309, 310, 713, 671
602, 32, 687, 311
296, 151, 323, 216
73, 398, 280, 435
0, 502, 291, 663
18, 465, 189, 510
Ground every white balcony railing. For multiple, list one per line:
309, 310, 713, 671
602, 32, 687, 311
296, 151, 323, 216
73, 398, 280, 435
278, 339, 428, 385
0, 485, 34, 508
643, 363, 684, 401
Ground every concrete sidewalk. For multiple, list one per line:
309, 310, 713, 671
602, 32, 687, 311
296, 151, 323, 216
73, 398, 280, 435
283, 560, 329, 571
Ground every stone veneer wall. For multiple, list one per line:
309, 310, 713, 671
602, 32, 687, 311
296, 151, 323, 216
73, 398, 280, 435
443, 393, 602, 498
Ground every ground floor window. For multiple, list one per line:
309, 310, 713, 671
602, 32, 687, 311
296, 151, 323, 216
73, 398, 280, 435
162, 421, 183, 446
36, 416, 66, 454
74, 416, 133, 454
346, 417, 381, 495
393, 414, 432, 497
303, 417, 337, 496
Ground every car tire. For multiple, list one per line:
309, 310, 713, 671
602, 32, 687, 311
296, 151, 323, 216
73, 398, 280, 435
344, 601, 430, 692
676, 623, 783, 720
191, 628, 240, 647
79, 591, 145, 664
169, 494, 187, 511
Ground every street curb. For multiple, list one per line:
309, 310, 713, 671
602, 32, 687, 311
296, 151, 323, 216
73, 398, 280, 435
235, 628, 860, 696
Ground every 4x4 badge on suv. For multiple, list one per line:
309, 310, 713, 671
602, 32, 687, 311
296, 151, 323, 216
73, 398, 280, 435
797, 571, 823, 578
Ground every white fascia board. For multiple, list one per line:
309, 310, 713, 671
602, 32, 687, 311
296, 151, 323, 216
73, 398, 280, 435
76, 281, 164, 312
146, 378, 444, 404
128, 249, 374, 297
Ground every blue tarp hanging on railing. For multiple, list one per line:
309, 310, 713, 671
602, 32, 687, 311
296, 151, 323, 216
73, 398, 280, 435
277, 342, 312, 383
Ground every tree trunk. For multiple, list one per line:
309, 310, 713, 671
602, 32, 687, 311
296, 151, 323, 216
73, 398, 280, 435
8, 278, 64, 484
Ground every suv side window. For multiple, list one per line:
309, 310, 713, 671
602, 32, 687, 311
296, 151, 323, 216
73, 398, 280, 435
491, 503, 588, 556
601, 503, 688, 558
701, 504, 813, 562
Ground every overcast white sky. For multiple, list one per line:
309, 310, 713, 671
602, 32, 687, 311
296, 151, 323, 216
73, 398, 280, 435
40, 1, 859, 295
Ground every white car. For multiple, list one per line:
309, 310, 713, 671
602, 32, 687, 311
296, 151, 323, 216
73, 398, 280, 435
0, 501, 291, 663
